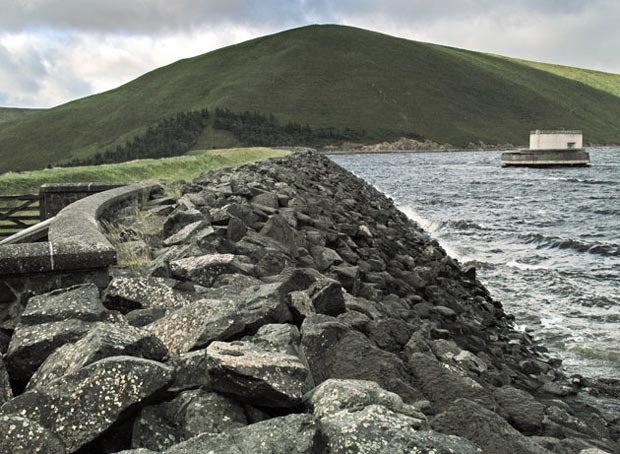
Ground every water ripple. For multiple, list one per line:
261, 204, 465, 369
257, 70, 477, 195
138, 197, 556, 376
332, 148, 620, 379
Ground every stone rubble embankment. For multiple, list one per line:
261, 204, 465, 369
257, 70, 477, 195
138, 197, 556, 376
0, 150, 618, 453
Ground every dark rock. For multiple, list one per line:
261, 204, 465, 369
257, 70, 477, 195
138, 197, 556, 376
494, 385, 545, 435
343, 294, 384, 320
543, 404, 610, 441
321, 404, 478, 454
234, 283, 293, 331
144, 299, 246, 355
408, 352, 495, 411
260, 214, 300, 256
310, 245, 343, 271
144, 243, 203, 277
251, 191, 279, 208
278, 268, 346, 321
207, 340, 311, 407
27, 323, 168, 389
0, 414, 66, 454
6, 319, 98, 384
255, 249, 289, 277
170, 253, 254, 286
301, 315, 422, 403
166, 348, 210, 391
305, 378, 427, 423
163, 220, 210, 246
226, 216, 247, 242
431, 398, 553, 454
249, 323, 315, 389
0, 357, 12, 404
306, 277, 346, 317
125, 307, 167, 327
248, 323, 305, 358
132, 389, 247, 451
0, 356, 174, 453
365, 318, 414, 353
0, 329, 10, 354
163, 207, 204, 237
103, 276, 196, 313
20, 283, 107, 325
331, 265, 361, 294
163, 413, 324, 454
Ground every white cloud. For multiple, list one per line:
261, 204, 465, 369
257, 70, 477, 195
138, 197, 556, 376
0, 0, 619, 108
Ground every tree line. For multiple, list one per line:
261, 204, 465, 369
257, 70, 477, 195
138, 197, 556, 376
56, 107, 422, 167
213, 108, 365, 146
59, 109, 210, 167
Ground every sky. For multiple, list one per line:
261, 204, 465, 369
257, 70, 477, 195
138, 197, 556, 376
1, 0, 619, 108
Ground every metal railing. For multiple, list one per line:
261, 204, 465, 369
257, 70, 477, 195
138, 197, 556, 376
530, 130, 582, 135
0, 194, 41, 239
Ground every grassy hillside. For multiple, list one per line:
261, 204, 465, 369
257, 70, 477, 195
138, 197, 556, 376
2, 24, 620, 171
496, 56, 620, 98
0, 148, 288, 196
0, 107, 44, 125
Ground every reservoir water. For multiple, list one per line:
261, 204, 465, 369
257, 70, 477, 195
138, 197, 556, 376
331, 149, 620, 379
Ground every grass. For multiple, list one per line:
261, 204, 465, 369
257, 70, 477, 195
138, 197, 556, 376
101, 215, 152, 272
0, 107, 44, 125
0, 147, 289, 196
1, 24, 620, 171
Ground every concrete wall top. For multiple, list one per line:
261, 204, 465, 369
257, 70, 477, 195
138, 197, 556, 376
39, 182, 126, 194
0, 180, 161, 275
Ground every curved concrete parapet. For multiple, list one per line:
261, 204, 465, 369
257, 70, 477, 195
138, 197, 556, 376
0, 181, 161, 275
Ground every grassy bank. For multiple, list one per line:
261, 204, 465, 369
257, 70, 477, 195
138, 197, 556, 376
0, 147, 288, 196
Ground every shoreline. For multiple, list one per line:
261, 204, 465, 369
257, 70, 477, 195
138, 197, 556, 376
0, 149, 617, 452
322, 145, 619, 156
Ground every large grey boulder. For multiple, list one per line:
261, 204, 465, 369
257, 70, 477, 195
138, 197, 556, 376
233, 283, 294, 331
163, 220, 211, 246
207, 340, 311, 407
321, 404, 478, 454
431, 398, 554, 454
164, 413, 324, 454
305, 378, 426, 424
301, 315, 422, 403
408, 352, 495, 411
132, 389, 247, 451
310, 245, 344, 272
170, 254, 254, 286
20, 283, 107, 325
145, 283, 293, 355
279, 268, 346, 320
103, 276, 196, 313
166, 348, 211, 391
6, 319, 97, 384
260, 214, 300, 256
144, 299, 245, 355
27, 323, 168, 389
493, 385, 545, 435
0, 356, 174, 453
0, 414, 66, 454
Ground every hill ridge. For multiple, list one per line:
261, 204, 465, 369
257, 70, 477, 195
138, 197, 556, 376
1, 24, 620, 171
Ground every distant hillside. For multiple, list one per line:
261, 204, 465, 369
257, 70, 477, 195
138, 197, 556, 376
2, 24, 620, 171
0, 107, 44, 125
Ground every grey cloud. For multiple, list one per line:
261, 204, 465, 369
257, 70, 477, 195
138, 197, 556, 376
0, 0, 320, 33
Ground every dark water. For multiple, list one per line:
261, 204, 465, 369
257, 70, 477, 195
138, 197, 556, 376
331, 149, 620, 379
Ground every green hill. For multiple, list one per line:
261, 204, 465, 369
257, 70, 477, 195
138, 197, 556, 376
2, 24, 620, 171
0, 107, 45, 125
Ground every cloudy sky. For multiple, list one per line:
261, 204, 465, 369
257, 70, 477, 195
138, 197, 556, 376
1, 0, 619, 108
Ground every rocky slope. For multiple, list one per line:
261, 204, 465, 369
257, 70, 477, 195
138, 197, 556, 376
0, 150, 618, 453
